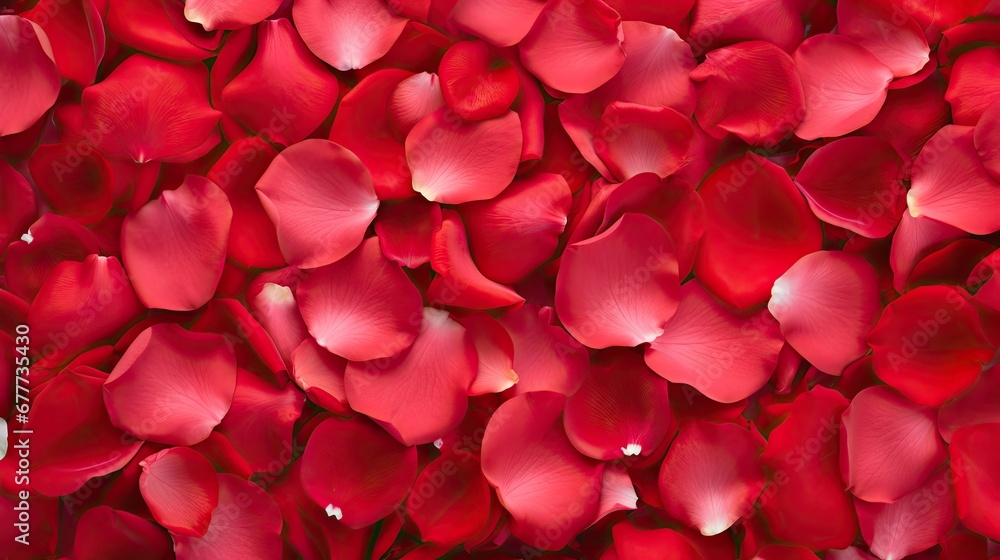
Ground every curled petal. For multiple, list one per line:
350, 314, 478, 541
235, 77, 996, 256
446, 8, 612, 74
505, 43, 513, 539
81, 54, 221, 163
908, 125, 1000, 234
647, 280, 783, 403
658, 421, 765, 536
216, 369, 305, 472
247, 276, 309, 364
945, 47, 1000, 126
190, 299, 286, 382
557, 213, 680, 348
406, 109, 522, 204
793, 34, 893, 140
255, 139, 379, 268
297, 237, 423, 361
769, 251, 882, 376
23, 0, 105, 86
105, 0, 220, 61
890, 212, 965, 293
0, 16, 60, 136
374, 197, 442, 268
29, 143, 115, 226
184, 0, 282, 30
122, 176, 231, 311
595, 102, 693, 182
439, 40, 519, 121
951, 423, 1000, 540
4, 214, 99, 303
73, 507, 173, 560
388, 72, 446, 138
104, 324, 238, 446
564, 355, 672, 460
867, 285, 993, 406
293, 0, 407, 71
455, 312, 518, 396
856, 469, 955, 560
450, 0, 545, 47
481, 392, 604, 550
691, 41, 804, 146
460, 173, 571, 284
518, 0, 624, 94
498, 305, 589, 395
689, 0, 804, 54
838, 0, 930, 78
289, 338, 349, 415
794, 136, 905, 238
938, 368, 1000, 443
172, 474, 283, 560
696, 153, 822, 308
406, 453, 492, 546
222, 19, 339, 146
841, 386, 947, 503
300, 416, 418, 529
139, 448, 220, 537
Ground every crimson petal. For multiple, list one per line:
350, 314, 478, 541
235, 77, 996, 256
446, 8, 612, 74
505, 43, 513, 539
938, 368, 1000, 443
374, 197, 442, 268
0, 16, 60, 137
0, 159, 37, 254
595, 102, 693, 182
450, 0, 545, 47
889, 213, 965, 293
498, 304, 588, 395
23, 0, 105, 86
976, 99, 1000, 182
689, 0, 804, 54
945, 47, 1000, 125
406, 453, 492, 546
139, 447, 219, 537
4, 214, 99, 303
73, 506, 172, 560
439, 40, 519, 121
105, 0, 219, 61
611, 522, 703, 560
28, 143, 115, 226
951, 423, 1000, 540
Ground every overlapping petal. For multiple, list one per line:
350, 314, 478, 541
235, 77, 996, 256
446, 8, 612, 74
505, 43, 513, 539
689, 0, 805, 54
73, 507, 173, 560
951, 423, 1000, 540
184, 0, 283, 30
439, 40, 519, 121
856, 468, 956, 560
838, 0, 930, 78
945, 47, 1000, 126
293, 0, 408, 71
139, 447, 219, 537
22, 0, 105, 86
406, 453, 492, 546
455, 312, 518, 396
289, 338, 350, 415
0, 16, 60, 137
4, 214, 99, 303
28, 143, 115, 226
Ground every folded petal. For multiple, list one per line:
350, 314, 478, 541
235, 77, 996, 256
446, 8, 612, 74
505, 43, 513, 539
450, 0, 544, 47
460, 173, 571, 284
838, 0, 930, 78
0, 16, 60, 137
793, 34, 893, 140
23, 0, 105, 86
759, 387, 857, 551
455, 312, 517, 395
557, 213, 681, 348
794, 137, 906, 238
564, 355, 671, 460
659, 421, 765, 536
293, 0, 407, 71
172, 474, 283, 560
646, 280, 783, 403
222, 19, 339, 146
856, 468, 955, 560
374, 197, 442, 268
388, 72, 445, 138
247, 269, 309, 364
407, 109, 522, 204
122, 176, 231, 311
946, 47, 1000, 126
841, 386, 947, 503
297, 237, 423, 361
28, 143, 115, 226
407, 453, 492, 546
908, 124, 1000, 234
30, 369, 143, 496
139, 447, 219, 537
105, 0, 220, 61
938, 368, 1000, 443
611, 523, 703, 560
300, 416, 418, 529
481, 391, 604, 550
189, 299, 286, 382
426, 210, 525, 309
289, 338, 350, 415
951, 423, 1000, 540
4, 214, 99, 303
868, 285, 993, 406
518, 0, 624, 94
81, 54, 221, 163
0, 159, 37, 254
104, 324, 238, 446
696, 153, 823, 308
769, 251, 882, 375
29, 255, 144, 367
691, 41, 805, 146
439, 40, 519, 121
595, 102, 693, 182
73, 507, 173, 560
890, 212, 966, 293
184, 0, 282, 30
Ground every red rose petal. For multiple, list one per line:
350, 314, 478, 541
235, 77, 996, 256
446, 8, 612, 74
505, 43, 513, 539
945, 47, 1000, 125
297, 237, 423, 361
293, 0, 407, 71
611, 522, 703, 560
951, 423, 1000, 540
255, 139, 378, 269
658, 420, 765, 536
104, 324, 238, 446
374, 197, 442, 268
247, 269, 309, 363
4, 214, 99, 303
388, 72, 446, 138
300, 415, 418, 529
0, 16, 60, 136
450, 0, 545, 47
105, 0, 220, 61
406, 453, 492, 546
73, 506, 173, 560
289, 338, 350, 415
689, 0, 804, 54
498, 304, 589, 396
793, 34, 893, 140
184, 0, 282, 30
856, 468, 955, 560
861, 72, 951, 165
646, 280, 783, 403
841, 386, 947, 503
755, 545, 821, 560
439, 40, 519, 121
938, 368, 1000, 443
122, 175, 231, 311
838, 0, 930, 78
481, 391, 604, 550
454, 312, 518, 396
0, 159, 37, 255
975, 99, 1000, 182
890, 212, 966, 293
769, 251, 882, 376
595, 102, 694, 182
23, 0, 105, 86
139, 447, 220, 537
28, 143, 115, 226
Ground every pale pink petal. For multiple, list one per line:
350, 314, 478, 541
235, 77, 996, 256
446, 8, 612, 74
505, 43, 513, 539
594, 468, 639, 525
388, 72, 445, 138
292, 0, 408, 70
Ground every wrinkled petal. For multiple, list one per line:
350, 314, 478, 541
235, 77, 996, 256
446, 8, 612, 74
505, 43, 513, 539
439, 40, 519, 121
481, 392, 604, 550
794, 137, 906, 238
300, 416, 418, 529
4, 214, 99, 303
840, 386, 947, 503
460, 173, 571, 284
104, 324, 238, 446
374, 197, 442, 268
293, 0, 407, 70
793, 34, 893, 140
81, 54, 221, 163
951, 423, 1000, 540
856, 469, 955, 560
23, 0, 105, 86
28, 143, 115, 226
945, 47, 1000, 126
216, 369, 305, 472
455, 312, 518, 395
122, 176, 231, 311
868, 286, 993, 406
222, 19, 339, 146
289, 338, 350, 415
658, 421, 765, 536
647, 280, 783, 403
769, 251, 882, 375
297, 237, 423, 361
450, 0, 545, 47
139, 447, 219, 537
185, 0, 282, 30
557, 213, 681, 348
696, 153, 823, 308
73, 507, 173, 560
407, 453, 492, 546
255, 139, 378, 268
406, 109, 522, 204
838, 0, 930, 78
908, 125, 1000, 234
691, 41, 804, 146
689, 0, 804, 54
518, 0, 624, 94
346, 308, 476, 445
0, 16, 60, 136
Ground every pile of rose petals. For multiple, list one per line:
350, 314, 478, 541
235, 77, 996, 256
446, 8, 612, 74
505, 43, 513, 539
4, 0, 1000, 558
